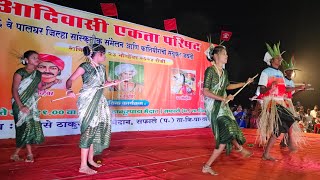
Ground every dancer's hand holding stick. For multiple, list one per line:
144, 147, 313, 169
19, 78, 62, 119
51, 78, 131, 102
225, 74, 259, 104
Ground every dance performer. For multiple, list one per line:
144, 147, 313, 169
256, 42, 304, 161
11, 50, 59, 162
280, 56, 305, 147
202, 44, 253, 176
66, 44, 119, 174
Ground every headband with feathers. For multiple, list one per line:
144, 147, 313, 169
263, 42, 285, 65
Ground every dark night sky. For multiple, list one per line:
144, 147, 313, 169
45, 0, 320, 109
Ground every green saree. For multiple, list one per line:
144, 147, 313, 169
203, 66, 246, 155
77, 62, 111, 155
12, 68, 44, 148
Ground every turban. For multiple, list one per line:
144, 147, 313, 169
38, 54, 65, 70
263, 52, 273, 66
115, 64, 137, 77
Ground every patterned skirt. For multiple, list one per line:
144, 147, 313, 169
12, 104, 44, 148
215, 116, 246, 154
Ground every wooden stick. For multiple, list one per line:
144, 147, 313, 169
294, 83, 311, 87
225, 74, 259, 104
28, 89, 52, 108
51, 78, 131, 102
18, 89, 52, 123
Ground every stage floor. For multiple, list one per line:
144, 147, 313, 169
1, 128, 320, 180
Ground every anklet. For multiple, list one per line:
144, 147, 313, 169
236, 146, 243, 152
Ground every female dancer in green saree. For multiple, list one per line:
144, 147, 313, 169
202, 45, 253, 175
11, 50, 59, 162
66, 44, 120, 175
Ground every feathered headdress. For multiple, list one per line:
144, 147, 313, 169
281, 55, 300, 72
263, 42, 285, 65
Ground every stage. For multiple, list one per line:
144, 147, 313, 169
0, 128, 320, 180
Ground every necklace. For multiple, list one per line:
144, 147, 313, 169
90, 60, 104, 85
212, 63, 225, 89
90, 60, 99, 67
212, 62, 223, 77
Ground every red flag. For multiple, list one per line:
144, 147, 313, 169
100, 3, 118, 17
164, 18, 177, 31
220, 30, 232, 41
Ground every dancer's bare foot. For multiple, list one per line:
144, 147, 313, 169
79, 166, 97, 174
202, 164, 218, 176
25, 154, 34, 163
288, 144, 298, 153
262, 154, 278, 161
237, 147, 253, 158
10, 154, 23, 162
88, 160, 102, 168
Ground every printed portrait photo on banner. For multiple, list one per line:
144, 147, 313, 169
37, 54, 72, 89
171, 68, 196, 95
108, 62, 144, 93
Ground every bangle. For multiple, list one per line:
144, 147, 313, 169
18, 104, 25, 109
